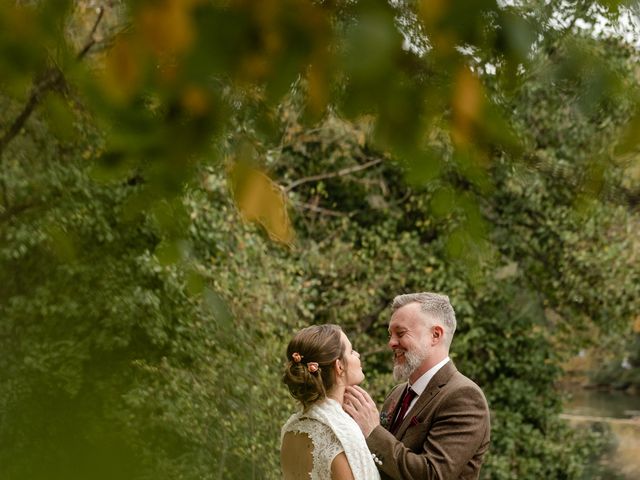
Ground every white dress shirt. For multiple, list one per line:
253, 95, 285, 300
402, 356, 450, 420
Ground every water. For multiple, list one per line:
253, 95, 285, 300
564, 389, 640, 419
563, 389, 640, 480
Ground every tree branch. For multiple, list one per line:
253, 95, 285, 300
0, 199, 48, 223
284, 158, 384, 193
290, 199, 351, 217
0, 6, 106, 160
0, 68, 65, 157
77, 6, 105, 61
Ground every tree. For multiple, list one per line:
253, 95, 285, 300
1, 0, 639, 479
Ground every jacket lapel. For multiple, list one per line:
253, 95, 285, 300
395, 360, 457, 438
385, 383, 407, 428
378, 382, 405, 432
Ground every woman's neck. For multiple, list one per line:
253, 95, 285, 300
326, 384, 346, 405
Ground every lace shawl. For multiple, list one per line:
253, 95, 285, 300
281, 398, 380, 480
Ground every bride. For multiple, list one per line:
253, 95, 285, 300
281, 324, 380, 480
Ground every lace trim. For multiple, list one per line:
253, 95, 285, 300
281, 399, 380, 480
283, 418, 343, 480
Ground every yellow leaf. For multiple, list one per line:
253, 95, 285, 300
138, 0, 197, 57
230, 165, 294, 245
418, 0, 447, 27
307, 61, 328, 118
452, 66, 483, 146
182, 85, 210, 116
418, 0, 455, 51
240, 54, 271, 81
100, 36, 143, 103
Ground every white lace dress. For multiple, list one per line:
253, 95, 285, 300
281, 398, 380, 480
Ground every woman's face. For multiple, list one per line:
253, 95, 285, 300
340, 331, 365, 386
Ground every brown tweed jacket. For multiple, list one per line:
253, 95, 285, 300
366, 361, 490, 480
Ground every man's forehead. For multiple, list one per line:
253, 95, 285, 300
389, 316, 414, 330
389, 302, 423, 329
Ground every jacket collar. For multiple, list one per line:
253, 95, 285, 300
393, 360, 457, 438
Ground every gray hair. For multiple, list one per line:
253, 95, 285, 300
391, 292, 457, 347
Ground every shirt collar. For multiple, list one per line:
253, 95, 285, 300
409, 356, 450, 396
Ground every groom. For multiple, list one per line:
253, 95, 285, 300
344, 292, 490, 479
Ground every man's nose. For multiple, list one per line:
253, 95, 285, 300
388, 336, 397, 349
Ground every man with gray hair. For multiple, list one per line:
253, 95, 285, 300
344, 292, 490, 479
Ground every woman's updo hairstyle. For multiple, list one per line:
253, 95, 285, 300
282, 324, 346, 409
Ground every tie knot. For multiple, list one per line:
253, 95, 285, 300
390, 386, 418, 434
404, 387, 416, 404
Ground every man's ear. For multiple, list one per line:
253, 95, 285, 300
432, 325, 445, 344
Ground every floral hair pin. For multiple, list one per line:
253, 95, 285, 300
307, 362, 319, 373
291, 352, 303, 363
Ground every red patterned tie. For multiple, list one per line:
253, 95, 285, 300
390, 386, 417, 434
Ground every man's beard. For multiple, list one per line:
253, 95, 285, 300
393, 346, 429, 382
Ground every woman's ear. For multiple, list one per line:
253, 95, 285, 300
335, 358, 344, 376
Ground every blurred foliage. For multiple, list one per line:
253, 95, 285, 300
589, 322, 640, 391
1, 0, 640, 479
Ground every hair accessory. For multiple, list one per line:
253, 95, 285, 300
307, 362, 319, 373
291, 352, 303, 363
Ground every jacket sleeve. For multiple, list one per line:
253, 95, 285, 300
366, 385, 489, 480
